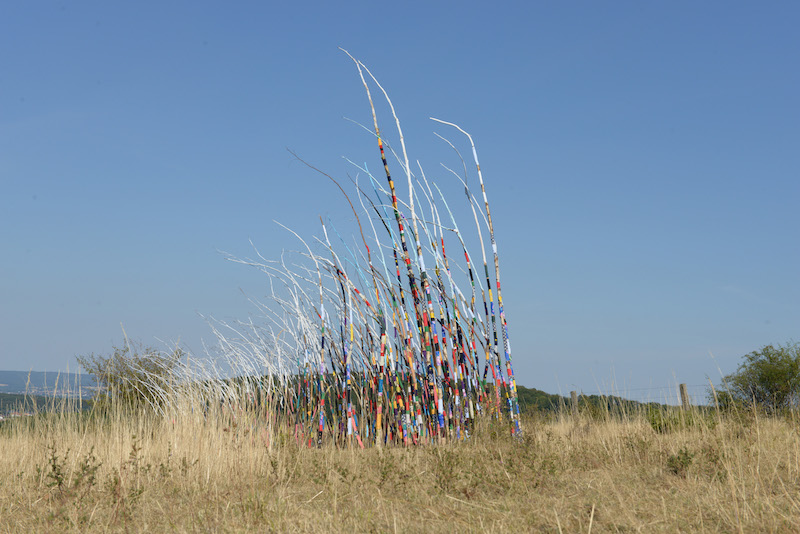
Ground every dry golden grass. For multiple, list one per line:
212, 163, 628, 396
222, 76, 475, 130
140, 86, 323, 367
1, 405, 799, 533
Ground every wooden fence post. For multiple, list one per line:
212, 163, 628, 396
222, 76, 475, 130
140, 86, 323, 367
571, 390, 578, 415
679, 383, 691, 410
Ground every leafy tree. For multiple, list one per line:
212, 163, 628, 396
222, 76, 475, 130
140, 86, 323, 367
720, 342, 800, 413
515, 385, 564, 413
77, 341, 184, 411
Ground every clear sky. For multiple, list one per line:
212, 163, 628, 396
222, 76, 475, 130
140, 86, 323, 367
1, 2, 798, 402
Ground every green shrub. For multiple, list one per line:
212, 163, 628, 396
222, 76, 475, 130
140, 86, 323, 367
77, 341, 184, 411
719, 342, 800, 414
666, 447, 695, 477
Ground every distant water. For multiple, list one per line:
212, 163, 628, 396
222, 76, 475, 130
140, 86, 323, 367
0, 370, 98, 397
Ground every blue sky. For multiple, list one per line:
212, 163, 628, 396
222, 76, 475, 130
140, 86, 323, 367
1, 2, 798, 402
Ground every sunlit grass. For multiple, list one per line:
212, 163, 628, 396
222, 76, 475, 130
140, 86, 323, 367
2, 399, 799, 532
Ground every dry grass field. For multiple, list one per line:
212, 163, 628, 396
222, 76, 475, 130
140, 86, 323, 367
1, 405, 799, 533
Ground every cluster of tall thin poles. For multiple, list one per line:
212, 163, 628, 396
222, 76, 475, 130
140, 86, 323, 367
155, 53, 522, 447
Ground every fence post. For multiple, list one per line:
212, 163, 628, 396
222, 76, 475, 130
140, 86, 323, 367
679, 383, 691, 410
571, 390, 578, 415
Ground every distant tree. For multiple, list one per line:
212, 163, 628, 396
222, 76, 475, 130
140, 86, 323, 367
515, 385, 564, 413
719, 342, 800, 413
77, 341, 184, 411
